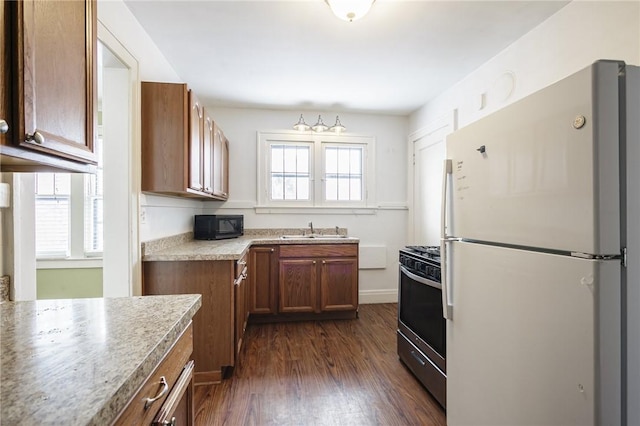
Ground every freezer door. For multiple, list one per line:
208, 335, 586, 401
446, 241, 621, 426
445, 60, 623, 255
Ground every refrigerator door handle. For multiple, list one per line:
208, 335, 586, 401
441, 159, 454, 320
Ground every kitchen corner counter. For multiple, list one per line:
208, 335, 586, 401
0, 294, 201, 425
142, 230, 360, 262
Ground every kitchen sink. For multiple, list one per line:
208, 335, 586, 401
280, 234, 348, 239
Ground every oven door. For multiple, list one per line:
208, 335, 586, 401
398, 265, 446, 372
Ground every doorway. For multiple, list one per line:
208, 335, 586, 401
98, 23, 141, 297
408, 111, 456, 245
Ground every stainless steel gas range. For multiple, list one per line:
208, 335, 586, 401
397, 246, 446, 408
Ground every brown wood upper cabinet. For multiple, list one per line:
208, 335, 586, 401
0, 0, 98, 172
141, 82, 229, 200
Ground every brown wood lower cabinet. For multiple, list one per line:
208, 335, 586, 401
113, 323, 194, 426
143, 260, 235, 385
143, 251, 249, 386
251, 243, 359, 322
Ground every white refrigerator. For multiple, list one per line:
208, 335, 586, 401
442, 60, 639, 425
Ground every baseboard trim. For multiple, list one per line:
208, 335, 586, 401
359, 289, 397, 304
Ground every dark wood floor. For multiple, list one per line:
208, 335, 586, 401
194, 303, 446, 425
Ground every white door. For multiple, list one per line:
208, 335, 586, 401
412, 127, 447, 245
446, 241, 621, 426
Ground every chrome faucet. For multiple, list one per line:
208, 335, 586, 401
308, 221, 314, 235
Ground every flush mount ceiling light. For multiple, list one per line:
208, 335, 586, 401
325, 0, 375, 22
294, 114, 347, 133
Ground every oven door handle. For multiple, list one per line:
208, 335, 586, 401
400, 265, 442, 290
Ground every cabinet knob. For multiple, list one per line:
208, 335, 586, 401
270, 249, 275, 253
313, 261, 316, 265
322, 260, 326, 264
27, 131, 45, 145
0, 119, 8, 134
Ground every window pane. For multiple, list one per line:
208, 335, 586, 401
284, 177, 297, 200
337, 148, 350, 174
338, 178, 350, 201
271, 146, 283, 173
270, 144, 310, 201
296, 147, 309, 173
271, 176, 284, 200
323, 145, 364, 202
326, 177, 338, 200
350, 148, 362, 174
35, 196, 70, 257
297, 177, 309, 200
36, 174, 55, 195
55, 174, 71, 195
350, 177, 362, 200
283, 147, 297, 173
325, 148, 337, 174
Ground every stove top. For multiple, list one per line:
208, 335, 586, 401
404, 245, 441, 260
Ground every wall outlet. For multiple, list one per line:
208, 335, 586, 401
140, 208, 147, 225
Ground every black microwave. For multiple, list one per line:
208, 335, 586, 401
194, 215, 244, 240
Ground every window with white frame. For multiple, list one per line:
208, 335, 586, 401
35, 173, 71, 258
35, 138, 103, 259
258, 131, 374, 208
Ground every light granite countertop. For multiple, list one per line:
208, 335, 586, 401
0, 294, 201, 425
143, 229, 360, 262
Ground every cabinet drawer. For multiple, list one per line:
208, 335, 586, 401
279, 244, 358, 258
113, 323, 193, 425
152, 360, 194, 425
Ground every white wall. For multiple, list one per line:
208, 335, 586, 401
98, 0, 204, 243
410, 0, 640, 133
204, 107, 408, 303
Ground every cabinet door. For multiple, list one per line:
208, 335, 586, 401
0, 1, 10, 146
203, 114, 214, 194
320, 258, 359, 311
12, 0, 97, 163
234, 272, 247, 356
188, 90, 203, 192
279, 259, 317, 313
212, 123, 229, 199
249, 246, 278, 314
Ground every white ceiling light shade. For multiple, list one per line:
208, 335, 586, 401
293, 114, 310, 131
330, 116, 346, 134
325, 0, 375, 22
311, 115, 329, 132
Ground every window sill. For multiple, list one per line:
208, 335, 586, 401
36, 258, 103, 270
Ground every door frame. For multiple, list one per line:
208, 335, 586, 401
407, 109, 457, 245
97, 21, 141, 296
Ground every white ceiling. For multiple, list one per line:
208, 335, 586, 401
124, 0, 570, 115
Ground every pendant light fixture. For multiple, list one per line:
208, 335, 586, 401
293, 114, 347, 134
293, 114, 310, 131
325, 0, 375, 22
311, 115, 329, 132
330, 116, 346, 134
